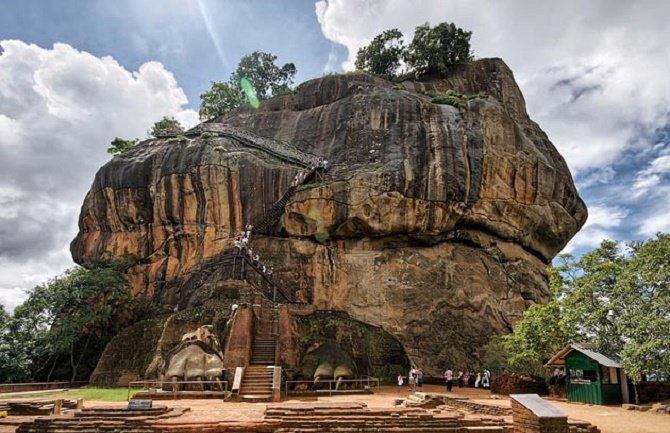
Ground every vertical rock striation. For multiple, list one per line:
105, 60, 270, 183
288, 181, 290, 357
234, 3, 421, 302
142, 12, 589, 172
72, 58, 586, 374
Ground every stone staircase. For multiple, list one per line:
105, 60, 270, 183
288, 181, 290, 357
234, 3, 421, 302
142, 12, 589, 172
238, 298, 277, 402
238, 365, 274, 402
251, 337, 276, 365
264, 402, 511, 433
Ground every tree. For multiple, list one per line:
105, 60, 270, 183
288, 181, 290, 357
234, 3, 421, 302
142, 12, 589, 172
229, 51, 296, 100
405, 22, 473, 77
489, 237, 670, 385
0, 259, 133, 382
107, 137, 138, 155
199, 51, 297, 119
355, 29, 405, 78
617, 234, 670, 383
199, 81, 244, 120
558, 241, 626, 355
499, 288, 568, 375
150, 116, 183, 137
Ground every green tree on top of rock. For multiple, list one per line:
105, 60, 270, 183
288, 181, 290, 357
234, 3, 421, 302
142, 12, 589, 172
149, 116, 183, 137
355, 22, 474, 79
230, 51, 296, 99
199, 81, 245, 121
405, 22, 473, 76
106, 137, 138, 155
199, 51, 297, 120
355, 29, 405, 78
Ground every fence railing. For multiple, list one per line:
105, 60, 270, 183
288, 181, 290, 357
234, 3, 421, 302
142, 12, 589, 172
284, 377, 380, 396
126, 380, 229, 401
0, 381, 88, 394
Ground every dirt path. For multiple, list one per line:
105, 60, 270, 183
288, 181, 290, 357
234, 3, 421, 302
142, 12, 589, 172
4, 385, 669, 433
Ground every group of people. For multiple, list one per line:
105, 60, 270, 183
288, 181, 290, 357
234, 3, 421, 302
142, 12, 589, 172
292, 157, 329, 186
396, 367, 425, 392
233, 224, 274, 279
443, 369, 492, 392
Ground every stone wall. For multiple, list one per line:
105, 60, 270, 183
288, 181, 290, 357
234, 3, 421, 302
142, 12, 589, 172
511, 394, 568, 433
637, 381, 670, 403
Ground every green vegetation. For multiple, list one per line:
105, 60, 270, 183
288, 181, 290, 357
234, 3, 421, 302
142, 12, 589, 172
167, 135, 189, 143
106, 137, 138, 155
483, 235, 670, 384
199, 51, 297, 120
230, 51, 296, 100
420, 89, 485, 114
355, 22, 474, 79
355, 29, 405, 78
405, 22, 473, 76
199, 81, 245, 120
149, 116, 183, 137
4, 387, 138, 402
0, 258, 134, 383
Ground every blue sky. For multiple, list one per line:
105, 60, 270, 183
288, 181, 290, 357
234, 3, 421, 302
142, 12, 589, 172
1, 0, 669, 310
1, 0, 346, 107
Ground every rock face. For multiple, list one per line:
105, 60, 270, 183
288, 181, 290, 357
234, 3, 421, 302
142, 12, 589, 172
72, 58, 586, 375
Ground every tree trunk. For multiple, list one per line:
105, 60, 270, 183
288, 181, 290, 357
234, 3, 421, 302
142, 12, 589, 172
73, 333, 92, 382
47, 355, 58, 383
69, 342, 76, 382
70, 334, 92, 382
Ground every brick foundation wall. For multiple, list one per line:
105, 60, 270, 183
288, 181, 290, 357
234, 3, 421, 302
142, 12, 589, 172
511, 397, 568, 433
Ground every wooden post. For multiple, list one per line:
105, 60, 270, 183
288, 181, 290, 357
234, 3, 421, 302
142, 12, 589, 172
76, 399, 84, 409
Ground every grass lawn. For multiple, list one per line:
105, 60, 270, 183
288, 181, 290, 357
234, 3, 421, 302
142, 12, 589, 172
0, 387, 138, 402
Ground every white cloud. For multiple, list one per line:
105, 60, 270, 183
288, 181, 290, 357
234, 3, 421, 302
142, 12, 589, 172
0, 40, 198, 311
562, 205, 627, 253
637, 184, 670, 237
314, 0, 670, 174
640, 209, 670, 237
633, 153, 670, 196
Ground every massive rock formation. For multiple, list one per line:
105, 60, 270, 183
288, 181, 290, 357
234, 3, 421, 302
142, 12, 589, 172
73, 58, 586, 377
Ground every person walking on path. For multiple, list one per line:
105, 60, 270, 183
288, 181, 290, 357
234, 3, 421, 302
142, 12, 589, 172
408, 367, 416, 391
475, 372, 482, 388
417, 369, 424, 390
457, 370, 464, 388
444, 368, 454, 392
482, 370, 491, 389
397, 374, 404, 393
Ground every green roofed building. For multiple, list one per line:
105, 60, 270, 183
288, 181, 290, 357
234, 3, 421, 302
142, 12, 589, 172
545, 343, 631, 405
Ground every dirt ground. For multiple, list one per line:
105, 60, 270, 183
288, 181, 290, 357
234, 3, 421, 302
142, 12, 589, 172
3, 384, 669, 433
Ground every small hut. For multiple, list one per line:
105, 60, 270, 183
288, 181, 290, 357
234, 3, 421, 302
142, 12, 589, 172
545, 343, 630, 405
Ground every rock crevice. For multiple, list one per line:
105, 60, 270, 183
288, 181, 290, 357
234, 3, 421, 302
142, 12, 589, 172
72, 58, 586, 372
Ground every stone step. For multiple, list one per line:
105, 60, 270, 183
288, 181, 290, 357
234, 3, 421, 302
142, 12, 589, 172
243, 378, 272, 383
244, 372, 272, 375
240, 384, 273, 390
240, 394, 273, 403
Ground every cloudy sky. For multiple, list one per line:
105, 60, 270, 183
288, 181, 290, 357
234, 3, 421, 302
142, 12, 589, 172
1, 0, 669, 310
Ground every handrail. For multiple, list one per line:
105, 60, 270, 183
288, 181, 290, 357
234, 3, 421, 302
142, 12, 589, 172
127, 380, 229, 401
230, 253, 293, 303
284, 377, 380, 396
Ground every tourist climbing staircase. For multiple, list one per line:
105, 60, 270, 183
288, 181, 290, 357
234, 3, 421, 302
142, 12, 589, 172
253, 185, 297, 235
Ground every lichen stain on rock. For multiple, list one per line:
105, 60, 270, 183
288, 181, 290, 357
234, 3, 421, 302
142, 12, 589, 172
72, 58, 587, 374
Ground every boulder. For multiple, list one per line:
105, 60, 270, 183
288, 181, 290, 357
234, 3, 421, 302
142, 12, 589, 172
72, 58, 587, 375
